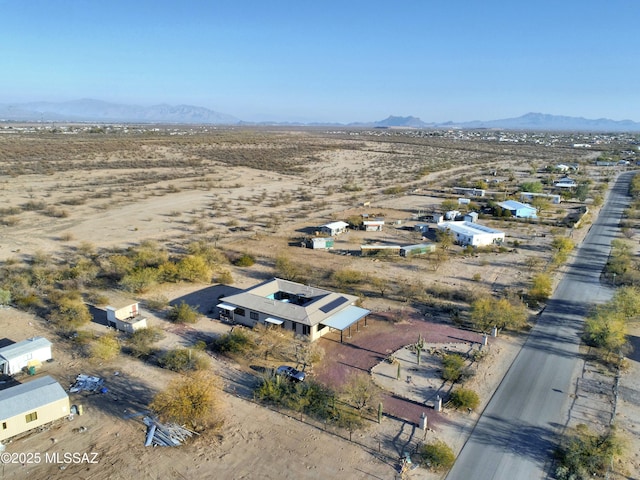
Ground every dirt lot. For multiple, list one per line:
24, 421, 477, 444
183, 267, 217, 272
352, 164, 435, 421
0, 127, 637, 479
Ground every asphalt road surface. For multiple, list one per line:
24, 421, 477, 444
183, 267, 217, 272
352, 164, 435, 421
446, 171, 633, 480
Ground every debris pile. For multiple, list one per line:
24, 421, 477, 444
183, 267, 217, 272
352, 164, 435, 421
142, 417, 198, 447
69, 374, 104, 393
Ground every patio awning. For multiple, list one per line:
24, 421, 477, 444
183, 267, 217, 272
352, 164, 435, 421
265, 317, 284, 325
321, 306, 370, 331
216, 303, 236, 311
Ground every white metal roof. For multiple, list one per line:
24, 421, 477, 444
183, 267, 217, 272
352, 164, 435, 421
0, 337, 51, 361
321, 306, 370, 331
0, 375, 68, 420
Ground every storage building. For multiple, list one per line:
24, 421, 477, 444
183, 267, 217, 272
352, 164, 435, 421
0, 337, 52, 376
106, 302, 148, 334
400, 243, 436, 257
0, 375, 69, 442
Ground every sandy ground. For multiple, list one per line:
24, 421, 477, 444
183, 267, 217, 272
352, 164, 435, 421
0, 130, 636, 479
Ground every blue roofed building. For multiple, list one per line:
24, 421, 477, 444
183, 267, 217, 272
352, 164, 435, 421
497, 200, 538, 219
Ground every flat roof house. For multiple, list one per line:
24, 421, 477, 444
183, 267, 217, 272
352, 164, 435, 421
497, 200, 537, 219
0, 375, 69, 442
0, 337, 52, 376
217, 278, 370, 342
437, 221, 505, 247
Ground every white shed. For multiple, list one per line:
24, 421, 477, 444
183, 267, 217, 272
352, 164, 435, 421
0, 337, 53, 375
106, 302, 148, 334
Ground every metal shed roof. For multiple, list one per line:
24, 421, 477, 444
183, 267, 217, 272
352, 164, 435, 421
0, 337, 51, 361
0, 375, 68, 420
321, 306, 370, 331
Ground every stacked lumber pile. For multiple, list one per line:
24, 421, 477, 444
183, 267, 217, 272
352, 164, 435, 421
142, 416, 197, 447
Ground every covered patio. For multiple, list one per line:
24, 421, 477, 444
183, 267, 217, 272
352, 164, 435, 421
320, 306, 370, 343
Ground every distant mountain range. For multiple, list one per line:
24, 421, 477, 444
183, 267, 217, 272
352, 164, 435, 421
0, 99, 239, 124
367, 113, 640, 132
1, 99, 639, 132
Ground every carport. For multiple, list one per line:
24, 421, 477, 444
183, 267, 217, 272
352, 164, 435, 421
321, 306, 370, 343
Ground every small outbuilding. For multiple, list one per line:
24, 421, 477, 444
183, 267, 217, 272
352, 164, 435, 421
0, 375, 70, 442
362, 219, 385, 231
0, 337, 52, 376
307, 237, 335, 250
106, 302, 148, 334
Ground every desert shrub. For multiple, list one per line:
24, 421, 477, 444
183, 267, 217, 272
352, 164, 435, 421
159, 347, 209, 372
127, 327, 165, 358
528, 273, 552, 304
166, 301, 200, 324
85, 291, 109, 306
441, 353, 466, 382
555, 425, 625, 480
331, 268, 363, 287
233, 253, 255, 267
119, 267, 159, 293
187, 241, 228, 266
419, 440, 455, 471
0, 289, 11, 305
49, 297, 92, 330
215, 269, 234, 285
145, 295, 169, 311
176, 255, 211, 282
149, 371, 222, 429
211, 328, 256, 356
449, 388, 480, 411
89, 333, 120, 362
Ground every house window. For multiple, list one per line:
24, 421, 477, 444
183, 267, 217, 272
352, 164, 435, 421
2, 421, 6, 430
250, 311, 259, 321
25, 412, 38, 423
235, 308, 246, 317
302, 325, 310, 335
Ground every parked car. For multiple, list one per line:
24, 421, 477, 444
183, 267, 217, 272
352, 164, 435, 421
276, 365, 306, 382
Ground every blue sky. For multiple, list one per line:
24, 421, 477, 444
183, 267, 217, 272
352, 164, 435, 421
0, 1, 637, 123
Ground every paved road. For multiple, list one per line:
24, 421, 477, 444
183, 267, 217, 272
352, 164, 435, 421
447, 172, 633, 480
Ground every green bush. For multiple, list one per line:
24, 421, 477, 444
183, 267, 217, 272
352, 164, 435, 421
127, 327, 165, 358
166, 301, 200, 323
449, 388, 480, 411
211, 328, 256, 355
233, 253, 256, 267
159, 347, 209, 372
441, 353, 466, 382
89, 333, 120, 362
419, 440, 455, 471
556, 425, 625, 480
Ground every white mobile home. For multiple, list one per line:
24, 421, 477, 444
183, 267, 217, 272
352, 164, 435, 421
319, 221, 349, 236
0, 337, 52, 376
437, 221, 505, 247
0, 375, 69, 442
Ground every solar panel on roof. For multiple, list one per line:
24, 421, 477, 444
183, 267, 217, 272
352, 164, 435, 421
319, 296, 349, 313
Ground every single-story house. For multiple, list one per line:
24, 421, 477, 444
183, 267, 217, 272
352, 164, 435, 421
497, 200, 537, 219
520, 192, 562, 204
0, 337, 52, 376
362, 219, 384, 231
319, 221, 349, 236
437, 221, 505, 247
554, 177, 577, 188
217, 278, 370, 342
106, 302, 147, 334
453, 187, 485, 197
0, 375, 70, 442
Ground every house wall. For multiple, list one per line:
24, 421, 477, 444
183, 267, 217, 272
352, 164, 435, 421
0, 397, 69, 442
1, 346, 52, 375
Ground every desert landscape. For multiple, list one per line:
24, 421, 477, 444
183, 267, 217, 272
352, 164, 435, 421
1, 125, 639, 479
